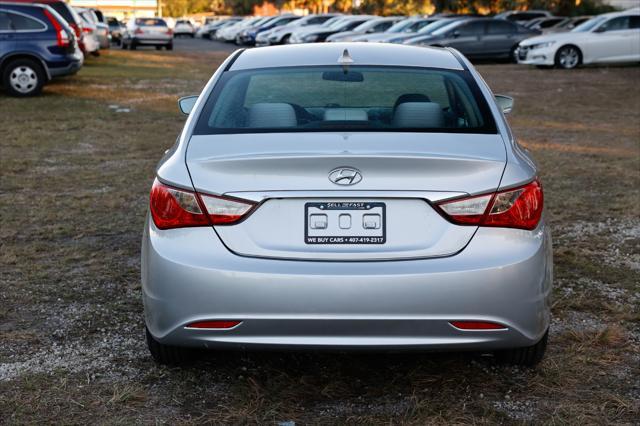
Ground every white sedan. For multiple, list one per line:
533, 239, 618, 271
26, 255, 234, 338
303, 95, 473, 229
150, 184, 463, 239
516, 9, 640, 69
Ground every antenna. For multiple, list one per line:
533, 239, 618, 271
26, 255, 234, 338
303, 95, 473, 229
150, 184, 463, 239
337, 49, 354, 65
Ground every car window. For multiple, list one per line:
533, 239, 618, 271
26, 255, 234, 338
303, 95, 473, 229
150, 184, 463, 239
539, 18, 564, 28
630, 16, 640, 29
136, 18, 167, 27
572, 16, 606, 32
195, 66, 496, 135
9, 12, 46, 31
486, 20, 515, 34
48, 2, 74, 24
456, 21, 486, 36
599, 16, 630, 32
0, 11, 11, 31
371, 20, 394, 32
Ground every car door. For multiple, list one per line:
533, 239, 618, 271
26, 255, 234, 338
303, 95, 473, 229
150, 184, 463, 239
484, 20, 519, 58
0, 10, 15, 55
444, 20, 487, 58
628, 16, 640, 61
583, 16, 634, 63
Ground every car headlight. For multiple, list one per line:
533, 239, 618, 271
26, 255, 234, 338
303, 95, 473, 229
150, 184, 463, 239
303, 34, 318, 42
529, 41, 555, 50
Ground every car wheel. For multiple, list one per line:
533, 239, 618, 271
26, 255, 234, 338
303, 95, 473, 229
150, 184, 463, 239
494, 329, 548, 367
509, 45, 519, 63
155, 45, 162, 50
555, 45, 581, 69
2, 58, 45, 97
146, 327, 196, 365
281, 34, 290, 45
121, 40, 128, 49
166, 43, 173, 51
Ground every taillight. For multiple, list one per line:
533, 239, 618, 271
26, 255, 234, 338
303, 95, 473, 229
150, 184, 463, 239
166, 28, 173, 35
436, 179, 543, 230
82, 26, 92, 34
43, 9, 70, 48
149, 179, 256, 230
134, 28, 144, 35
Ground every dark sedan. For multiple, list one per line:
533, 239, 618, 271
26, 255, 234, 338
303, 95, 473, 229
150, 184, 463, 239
405, 18, 540, 61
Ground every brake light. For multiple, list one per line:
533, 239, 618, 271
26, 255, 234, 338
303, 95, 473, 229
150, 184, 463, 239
43, 9, 70, 48
436, 179, 543, 230
149, 179, 256, 229
134, 28, 144, 35
166, 28, 173, 35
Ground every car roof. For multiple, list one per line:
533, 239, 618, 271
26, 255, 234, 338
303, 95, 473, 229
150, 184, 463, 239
229, 43, 463, 71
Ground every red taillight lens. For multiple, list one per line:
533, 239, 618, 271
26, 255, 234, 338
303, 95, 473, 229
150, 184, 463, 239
166, 29, 173, 35
450, 321, 507, 330
185, 320, 241, 329
134, 28, 144, 35
436, 179, 543, 231
43, 9, 70, 48
149, 179, 256, 229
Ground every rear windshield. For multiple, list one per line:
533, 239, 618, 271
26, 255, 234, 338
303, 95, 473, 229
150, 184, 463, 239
136, 18, 166, 27
49, 2, 78, 25
194, 66, 497, 135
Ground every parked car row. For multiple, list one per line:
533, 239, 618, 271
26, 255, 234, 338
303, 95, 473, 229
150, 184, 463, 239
213, 8, 639, 69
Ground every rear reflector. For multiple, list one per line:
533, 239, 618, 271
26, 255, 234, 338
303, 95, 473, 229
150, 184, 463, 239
185, 320, 241, 329
450, 321, 507, 330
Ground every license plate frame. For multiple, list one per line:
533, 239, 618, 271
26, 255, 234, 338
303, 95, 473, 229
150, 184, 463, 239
304, 201, 386, 245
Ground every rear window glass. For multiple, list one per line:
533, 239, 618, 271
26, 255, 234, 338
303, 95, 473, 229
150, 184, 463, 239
194, 66, 497, 135
136, 18, 167, 27
49, 2, 75, 24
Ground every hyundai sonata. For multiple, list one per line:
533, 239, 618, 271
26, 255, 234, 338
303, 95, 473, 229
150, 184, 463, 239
142, 43, 552, 366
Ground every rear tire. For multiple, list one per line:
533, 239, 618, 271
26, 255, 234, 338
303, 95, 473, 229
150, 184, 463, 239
2, 58, 45, 97
495, 329, 548, 367
146, 327, 196, 365
166, 43, 173, 51
130, 41, 137, 50
155, 45, 162, 50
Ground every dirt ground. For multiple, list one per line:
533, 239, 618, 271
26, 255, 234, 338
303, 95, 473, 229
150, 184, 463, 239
1, 46, 639, 424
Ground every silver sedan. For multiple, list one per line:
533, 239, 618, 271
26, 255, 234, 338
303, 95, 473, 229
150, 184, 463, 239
142, 43, 552, 367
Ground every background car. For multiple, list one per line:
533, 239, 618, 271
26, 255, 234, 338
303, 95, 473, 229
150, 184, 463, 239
290, 15, 375, 43
196, 17, 240, 39
326, 16, 402, 42
216, 16, 267, 42
10, 0, 86, 55
236, 14, 299, 46
0, 1, 82, 96
516, 9, 640, 69
107, 16, 124, 45
384, 17, 466, 44
405, 18, 540, 61
122, 17, 173, 50
351, 17, 437, 42
173, 19, 195, 37
495, 10, 553, 24
90, 8, 111, 49
74, 7, 100, 56
259, 13, 340, 46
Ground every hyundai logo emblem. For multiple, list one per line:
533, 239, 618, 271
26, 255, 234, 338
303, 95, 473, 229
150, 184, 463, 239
328, 167, 362, 186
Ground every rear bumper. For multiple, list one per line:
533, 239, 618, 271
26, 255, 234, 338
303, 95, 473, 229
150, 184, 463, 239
131, 36, 172, 45
142, 218, 552, 351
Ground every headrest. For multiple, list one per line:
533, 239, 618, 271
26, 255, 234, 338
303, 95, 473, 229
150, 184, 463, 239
247, 103, 297, 128
393, 93, 431, 111
323, 108, 368, 121
392, 102, 445, 128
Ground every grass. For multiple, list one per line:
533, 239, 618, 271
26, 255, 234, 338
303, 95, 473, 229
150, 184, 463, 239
0, 46, 639, 424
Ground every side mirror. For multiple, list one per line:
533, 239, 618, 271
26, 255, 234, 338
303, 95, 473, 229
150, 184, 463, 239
495, 95, 514, 114
178, 95, 198, 115
593, 25, 606, 33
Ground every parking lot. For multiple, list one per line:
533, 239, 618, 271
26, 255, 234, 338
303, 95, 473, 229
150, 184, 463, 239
1, 39, 639, 423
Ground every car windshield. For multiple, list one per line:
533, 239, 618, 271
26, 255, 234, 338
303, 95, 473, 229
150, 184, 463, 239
572, 16, 606, 32
418, 19, 460, 34
194, 66, 496, 135
386, 19, 415, 33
